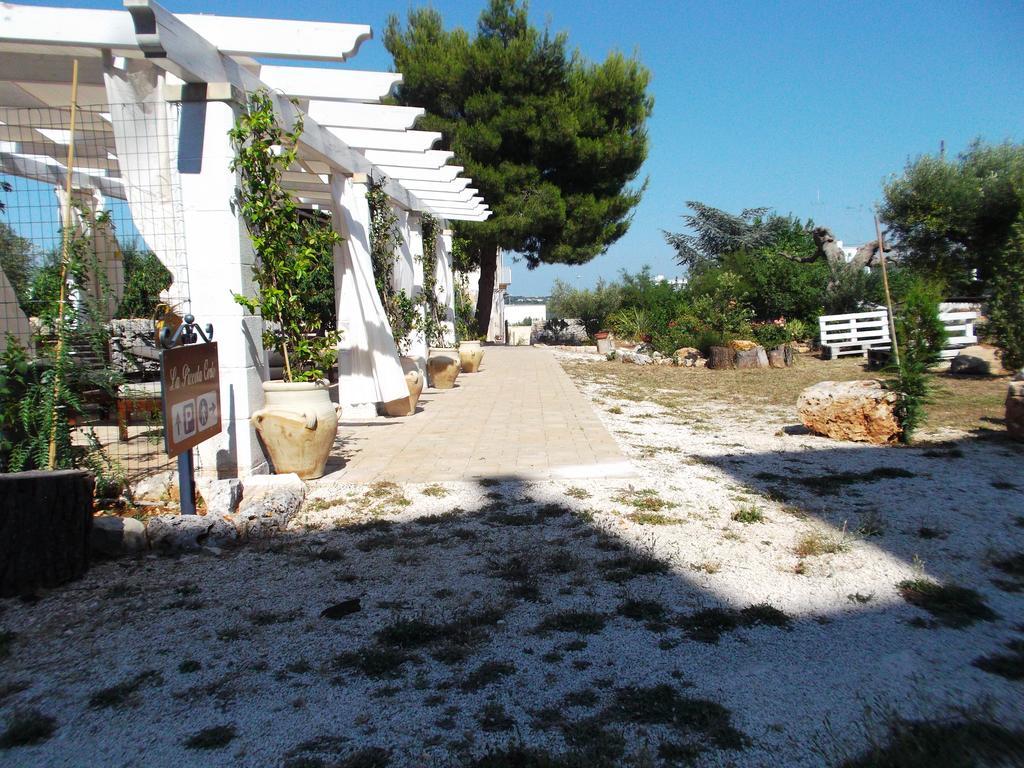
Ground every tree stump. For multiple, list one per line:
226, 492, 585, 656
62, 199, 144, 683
0, 470, 94, 597
736, 346, 769, 369
768, 344, 794, 368
708, 346, 735, 369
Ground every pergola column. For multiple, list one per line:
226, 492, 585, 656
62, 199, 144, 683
440, 227, 457, 343
177, 98, 268, 477
330, 173, 407, 418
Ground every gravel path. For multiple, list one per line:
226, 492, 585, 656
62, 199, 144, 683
1, 349, 1021, 766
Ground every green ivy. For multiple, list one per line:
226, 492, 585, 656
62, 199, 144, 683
228, 90, 342, 382
366, 176, 420, 354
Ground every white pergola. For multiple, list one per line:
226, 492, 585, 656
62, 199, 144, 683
0, 1, 491, 477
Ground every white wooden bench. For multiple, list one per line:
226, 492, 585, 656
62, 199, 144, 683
818, 308, 978, 360
937, 310, 978, 359
818, 309, 891, 358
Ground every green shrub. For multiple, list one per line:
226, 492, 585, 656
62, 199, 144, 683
547, 278, 623, 336
751, 321, 789, 349
889, 277, 947, 442
785, 318, 809, 342
607, 306, 652, 341
989, 218, 1024, 371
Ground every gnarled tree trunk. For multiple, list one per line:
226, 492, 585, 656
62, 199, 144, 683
474, 243, 498, 339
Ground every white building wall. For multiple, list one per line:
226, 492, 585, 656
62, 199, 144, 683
504, 303, 547, 325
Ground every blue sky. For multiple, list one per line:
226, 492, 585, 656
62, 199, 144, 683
18, 0, 1024, 295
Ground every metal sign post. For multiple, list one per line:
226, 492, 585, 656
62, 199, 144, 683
160, 315, 220, 515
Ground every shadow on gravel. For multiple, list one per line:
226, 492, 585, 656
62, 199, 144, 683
2, 452, 1023, 768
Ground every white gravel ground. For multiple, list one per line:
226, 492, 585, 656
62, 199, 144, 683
1, 349, 1022, 767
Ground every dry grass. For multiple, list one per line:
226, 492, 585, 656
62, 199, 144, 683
564, 354, 1011, 434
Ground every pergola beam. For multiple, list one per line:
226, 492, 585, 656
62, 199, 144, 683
327, 127, 441, 153
305, 101, 423, 131
258, 66, 401, 103
361, 149, 453, 169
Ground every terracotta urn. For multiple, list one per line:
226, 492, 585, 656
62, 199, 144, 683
427, 347, 461, 389
382, 357, 424, 417
459, 340, 484, 373
253, 380, 338, 479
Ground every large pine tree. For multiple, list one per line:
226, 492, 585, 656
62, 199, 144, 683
384, 0, 652, 334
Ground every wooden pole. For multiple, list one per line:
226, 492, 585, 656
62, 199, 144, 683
48, 59, 80, 470
875, 215, 900, 368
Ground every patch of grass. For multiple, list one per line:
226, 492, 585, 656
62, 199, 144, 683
537, 610, 606, 635
839, 717, 1024, 768
857, 511, 885, 537
731, 505, 764, 524
611, 487, 677, 512
88, 670, 164, 709
421, 484, 449, 497
460, 660, 515, 692
678, 604, 791, 643
333, 646, 415, 680
178, 659, 202, 674
607, 684, 747, 751
477, 702, 514, 732
606, 406, 623, 414
916, 526, 948, 540
847, 592, 874, 604
972, 639, 1024, 681
490, 554, 540, 600
565, 486, 590, 500
598, 552, 670, 583
183, 724, 236, 750
376, 617, 446, 648
794, 530, 848, 557
627, 511, 680, 525
897, 579, 998, 628
617, 598, 667, 623
564, 688, 599, 708
0, 709, 56, 748
991, 480, 1018, 491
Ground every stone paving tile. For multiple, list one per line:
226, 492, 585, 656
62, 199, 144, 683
322, 346, 635, 483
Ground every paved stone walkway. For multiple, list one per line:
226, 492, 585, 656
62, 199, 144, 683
323, 346, 634, 483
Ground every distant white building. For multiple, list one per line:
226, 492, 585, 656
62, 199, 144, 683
653, 274, 688, 289
505, 296, 547, 325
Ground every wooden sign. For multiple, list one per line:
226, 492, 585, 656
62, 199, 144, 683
160, 342, 221, 457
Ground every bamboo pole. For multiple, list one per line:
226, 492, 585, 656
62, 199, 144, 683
48, 59, 80, 470
875, 214, 900, 368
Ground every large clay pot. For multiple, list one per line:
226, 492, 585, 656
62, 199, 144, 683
427, 347, 460, 389
459, 340, 484, 373
382, 357, 424, 417
253, 381, 338, 479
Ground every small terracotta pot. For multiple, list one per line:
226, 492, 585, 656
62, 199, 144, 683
427, 348, 460, 389
459, 340, 484, 373
382, 357, 424, 416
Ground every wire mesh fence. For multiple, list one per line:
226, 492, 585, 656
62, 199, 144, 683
1, 103, 194, 494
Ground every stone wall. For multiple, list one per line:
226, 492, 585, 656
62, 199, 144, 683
106, 319, 160, 376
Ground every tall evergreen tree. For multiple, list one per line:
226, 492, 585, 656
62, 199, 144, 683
385, 0, 652, 334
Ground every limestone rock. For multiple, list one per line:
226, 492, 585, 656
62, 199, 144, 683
674, 347, 703, 367
797, 379, 901, 444
619, 352, 653, 365
728, 340, 758, 352
130, 471, 177, 503
146, 514, 237, 552
235, 473, 306, 538
736, 346, 769, 369
91, 515, 148, 557
197, 478, 242, 516
1007, 381, 1024, 442
950, 344, 1009, 376
655, 357, 674, 366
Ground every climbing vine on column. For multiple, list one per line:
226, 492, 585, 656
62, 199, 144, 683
419, 213, 447, 347
366, 175, 419, 354
229, 89, 342, 382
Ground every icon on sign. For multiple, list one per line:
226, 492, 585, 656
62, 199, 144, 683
196, 392, 218, 431
171, 399, 197, 443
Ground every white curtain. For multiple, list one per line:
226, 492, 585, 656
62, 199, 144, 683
103, 59, 188, 307
54, 187, 124, 320
330, 175, 408, 406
